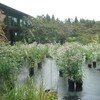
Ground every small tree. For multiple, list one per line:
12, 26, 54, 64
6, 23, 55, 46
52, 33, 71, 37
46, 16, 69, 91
74, 16, 78, 23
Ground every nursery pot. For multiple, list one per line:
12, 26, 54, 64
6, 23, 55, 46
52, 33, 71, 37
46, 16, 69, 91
76, 81, 83, 91
88, 64, 92, 68
59, 70, 63, 77
46, 54, 52, 59
93, 61, 96, 68
38, 62, 42, 69
29, 67, 34, 77
68, 79, 75, 91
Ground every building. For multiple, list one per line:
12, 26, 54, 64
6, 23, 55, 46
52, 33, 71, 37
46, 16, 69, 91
0, 3, 29, 44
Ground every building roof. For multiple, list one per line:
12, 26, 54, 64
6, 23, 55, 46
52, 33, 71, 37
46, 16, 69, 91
0, 3, 30, 17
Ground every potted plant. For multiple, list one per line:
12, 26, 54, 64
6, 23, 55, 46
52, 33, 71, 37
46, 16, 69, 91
55, 43, 83, 91
38, 62, 42, 69
24, 47, 36, 77
74, 67, 83, 91
59, 69, 63, 77
64, 49, 83, 91
86, 51, 93, 68
55, 49, 67, 77
66, 60, 83, 91
68, 78, 75, 91
87, 57, 92, 68
92, 52, 97, 68
29, 67, 34, 77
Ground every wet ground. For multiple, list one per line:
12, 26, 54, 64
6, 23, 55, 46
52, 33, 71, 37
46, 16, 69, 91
17, 58, 100, 100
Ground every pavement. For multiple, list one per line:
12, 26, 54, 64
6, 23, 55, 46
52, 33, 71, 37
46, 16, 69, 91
16, 58, 100, 100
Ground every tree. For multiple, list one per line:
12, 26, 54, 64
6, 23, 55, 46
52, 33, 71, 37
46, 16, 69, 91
22, 13, 100, 44
51, 15, 55, 22
45, 14, 51, 22
74, 16, 78, 23
67, 18, 71, 23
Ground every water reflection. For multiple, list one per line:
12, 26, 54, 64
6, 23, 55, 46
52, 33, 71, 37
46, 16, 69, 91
17, 58, 100, 100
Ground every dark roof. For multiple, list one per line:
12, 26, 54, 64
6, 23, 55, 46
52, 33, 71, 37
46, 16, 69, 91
0, 3, 29, 17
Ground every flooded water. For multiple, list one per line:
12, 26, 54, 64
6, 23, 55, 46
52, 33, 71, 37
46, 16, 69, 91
58, 61, 100, 100
17, 58, 100, 100
32, 58, 59, 90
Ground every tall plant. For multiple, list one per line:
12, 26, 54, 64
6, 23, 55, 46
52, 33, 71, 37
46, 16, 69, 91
0, 45, 25, 90
56, 42, 83, 81
2, 81, 57, 100
0, 9, 8, 43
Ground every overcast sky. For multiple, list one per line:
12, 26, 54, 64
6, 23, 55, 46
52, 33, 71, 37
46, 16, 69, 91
0, 0, 100, 21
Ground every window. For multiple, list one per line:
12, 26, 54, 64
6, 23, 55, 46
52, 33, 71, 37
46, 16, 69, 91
20, 19, 26, 27
8, 16, 17, 26
20, 19, 23, 27
13, 17, 17, 26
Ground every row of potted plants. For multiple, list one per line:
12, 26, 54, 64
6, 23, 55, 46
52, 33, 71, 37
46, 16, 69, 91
1, 42, 100, 93
54, 42, 84, 91
83, 43, 100, 68
0, 43, 48, 92
47, 42, 100, 91
24, 43, 48, 76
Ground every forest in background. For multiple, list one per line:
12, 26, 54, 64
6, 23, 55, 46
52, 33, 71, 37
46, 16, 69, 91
1, 10, 100, 45
23, 14, 100, 44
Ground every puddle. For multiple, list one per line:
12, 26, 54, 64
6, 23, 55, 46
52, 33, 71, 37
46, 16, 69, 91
17, 58, 100, 100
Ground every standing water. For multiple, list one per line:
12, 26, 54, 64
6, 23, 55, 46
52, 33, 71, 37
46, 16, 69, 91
16, 58, 100, 100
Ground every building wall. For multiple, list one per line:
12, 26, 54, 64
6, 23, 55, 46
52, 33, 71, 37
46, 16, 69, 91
0, 3, 28, 44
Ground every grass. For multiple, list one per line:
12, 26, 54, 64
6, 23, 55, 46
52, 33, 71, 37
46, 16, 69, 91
1, 80, 57, 100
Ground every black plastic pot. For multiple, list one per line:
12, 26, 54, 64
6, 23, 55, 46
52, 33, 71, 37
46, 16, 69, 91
68, 79, 75, 91
45, 89, 50, 93
29, 67, 34, 77
38, 62, 42, 69
93, 61, 96, 68
59, 70, 63, 77
88, 64, 92, 68
85, 57, 88, 64
46, 54, 53, 59
76, 81, 83, 91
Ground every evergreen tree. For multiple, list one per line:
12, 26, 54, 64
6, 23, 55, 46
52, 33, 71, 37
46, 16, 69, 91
67, 18, 71, 23
74, 16, 78, 23
46, 14, 51, 22
51, 15, 55, 21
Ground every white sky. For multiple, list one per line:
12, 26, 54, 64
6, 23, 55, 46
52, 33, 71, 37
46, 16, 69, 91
0, 0, 100, 21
